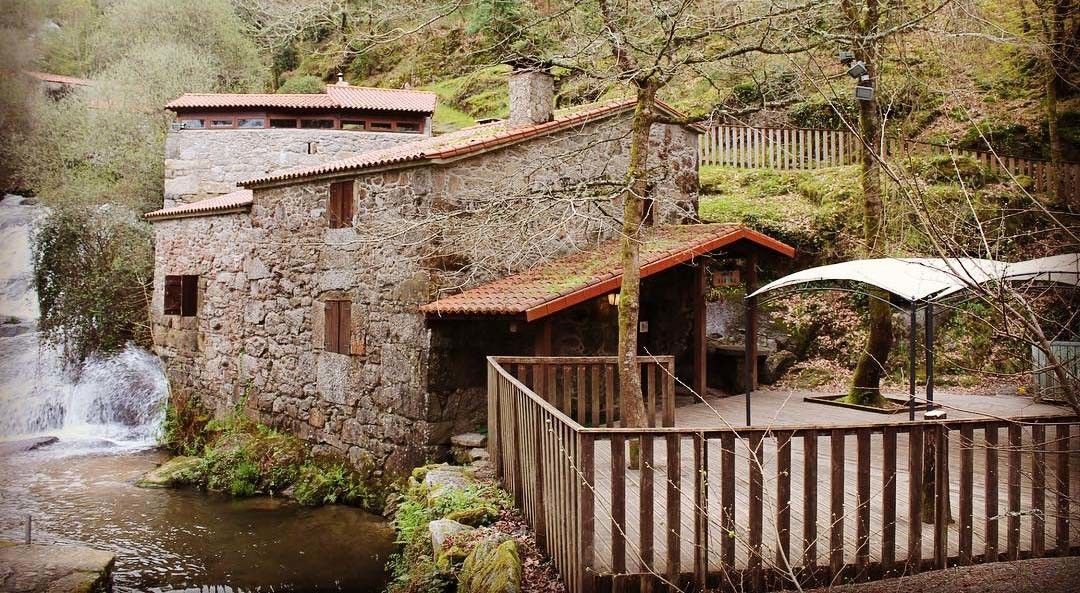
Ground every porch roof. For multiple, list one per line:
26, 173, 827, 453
420, 223, 795, 321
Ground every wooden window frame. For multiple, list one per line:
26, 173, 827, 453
328, 180, 354, 229
323, 299, 352, 355
164, 274, 199, 317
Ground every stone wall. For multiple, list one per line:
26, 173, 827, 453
152, 110, 700, 475
163, 128, 425, 208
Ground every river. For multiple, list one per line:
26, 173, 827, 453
0, 194, 395, 592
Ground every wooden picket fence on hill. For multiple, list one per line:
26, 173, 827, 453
698, 125, 1080, 198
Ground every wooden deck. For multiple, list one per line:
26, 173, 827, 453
587, 391, 1078, 577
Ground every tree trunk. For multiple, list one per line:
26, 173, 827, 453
847, 6, 893, 408
1045, 0, 1067, 203
618, 81, 657, 468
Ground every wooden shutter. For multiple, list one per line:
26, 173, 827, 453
336, 301, 351, 354
324, 301, 340, 352
324, 300, 352, 354
164, 275, 181, 315
180, 275, 198, 317
328, 181, 353, 229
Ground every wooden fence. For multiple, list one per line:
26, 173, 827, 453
1033, 342, 1080, 400
698, 125, 1080, 198
488, 355, 1080, 593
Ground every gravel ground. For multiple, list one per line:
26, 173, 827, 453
804, 558, 1080, 593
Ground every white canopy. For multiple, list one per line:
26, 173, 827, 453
749, 254, 1079, 302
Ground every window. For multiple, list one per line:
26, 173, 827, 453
324, 300, 352, 355
368, 121, 393, 131
182, 119, 205, 129
237, 118, 264, 128
300, 119, 334, 129
328, 180, 354, 228
270, 118, 298, 128
164, 275, 198, 316
341, 120, 366, 131
395, 121, 421, 133
307, 141, 319, 154
210, 118, 233, 128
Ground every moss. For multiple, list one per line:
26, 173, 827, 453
458, 539, 521, 593
445, 506, 498, 527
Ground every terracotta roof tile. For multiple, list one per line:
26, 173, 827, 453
420, 224, 796, 321
144, 189, 253, 221
242, 97, 699, 187
165, 84, 437, 113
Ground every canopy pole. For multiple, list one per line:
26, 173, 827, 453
925, 301, 935, 410
744, 294, 756, 427
909, 301, 917, 421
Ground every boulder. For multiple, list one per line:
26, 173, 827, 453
468, 448, 490, 462
451, 433, 487, 448
0, 541, 114, 593
764, 350, 797, 384
423, 464, 475, 499
445, 505, 498, 527
135, 456, 202, 488
459, 538, 522, 593
428, 518, 471, 553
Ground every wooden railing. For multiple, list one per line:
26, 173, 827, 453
488, 356, 1080, 593
698, 125, 1080, 198
496, 356, 676, 428
698, 126, 859, 169
1033, 342, 1080, 400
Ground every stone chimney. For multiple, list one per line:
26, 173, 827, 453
507, 67, 554, 127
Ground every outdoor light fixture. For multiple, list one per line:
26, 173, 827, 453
639, 321, 649, 333
846, 61, 868, 79
855, 85, 875, 101
607, 292, 618, 306
837, 50, 855, 64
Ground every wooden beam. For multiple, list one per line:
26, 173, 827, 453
693, 263, 707, 398
533, 317, 552, 356
744, 253, 759, 390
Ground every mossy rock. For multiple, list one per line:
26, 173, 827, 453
136, 456, 202, 488
459, 538, 522, 593
445, 505, 498, 527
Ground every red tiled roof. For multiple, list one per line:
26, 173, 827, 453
144, 189, 253, 221
25, 70, 94, 87
242, 98, 695, 187
420, 224, 796, 321
165, 84, 437, 113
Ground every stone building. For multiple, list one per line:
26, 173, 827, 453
146, 70, 792, 475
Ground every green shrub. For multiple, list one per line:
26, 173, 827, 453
277, 75, 325, 94
790, 97, 857, 129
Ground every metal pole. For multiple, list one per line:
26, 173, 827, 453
909, 302, 917, 421
745, 295, 754, 427
925, 301, 935, 410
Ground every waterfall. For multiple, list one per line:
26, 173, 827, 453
0, 194, 168, 446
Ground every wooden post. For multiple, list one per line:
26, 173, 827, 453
693, 263, 707, 399
744, 253, 759, 426
925, 302, 935, 409
909, 303, 917, 421
534, 317, 552, 357
579, 434, 596, 593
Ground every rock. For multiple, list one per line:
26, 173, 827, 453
451, 432, 487, 448
470, 460, 495, 481
0, 540, 114, 593
135, 456, 202, 488
468, 448, 489, 462
0, 437, 59, 457
764, 350, 797, 384
459, 538, 522, 593
445, 505, 498, 527
423, 464, 475, 499
428, 518, 471, 553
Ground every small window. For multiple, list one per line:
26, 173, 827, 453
324, 300, 352, 355
210, 119, 233, 128
300, 119, 334, 129
164, 275, 198, 317
368, 121, 392, 131
307, 141, 318, 154
270, 118, 298, 128
182, 119, 205, 129
395, 121, 420, 133
341, 120, 366, 131
328, 180, 354, 228
237, 118, 264, 128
